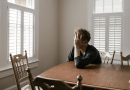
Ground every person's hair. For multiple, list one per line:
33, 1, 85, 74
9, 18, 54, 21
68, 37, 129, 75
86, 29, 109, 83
74, 28, 91, 43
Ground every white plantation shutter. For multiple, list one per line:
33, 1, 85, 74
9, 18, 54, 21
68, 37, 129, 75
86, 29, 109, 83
93, 0, 123, 58
8, 8, 21, 58
108, 13, 123, 54
93, 14, 106, 51
93, 13, 122, 57
23, 12, 33, 57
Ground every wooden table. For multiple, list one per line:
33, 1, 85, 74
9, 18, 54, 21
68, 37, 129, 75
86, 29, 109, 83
39, 61, 130, 90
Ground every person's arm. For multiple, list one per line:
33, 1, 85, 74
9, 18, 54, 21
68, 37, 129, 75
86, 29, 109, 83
74, 33, 82, 58
66, 33, 81, 62
74, 46, 80, 58
74, 49, 98, 68
66, 46, 74, 62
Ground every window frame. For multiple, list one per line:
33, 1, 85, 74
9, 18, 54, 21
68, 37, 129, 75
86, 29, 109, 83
0, 0, 39, 79
87, 0, 124, 60
94, 0, 123, 14
7, 2, 35, 61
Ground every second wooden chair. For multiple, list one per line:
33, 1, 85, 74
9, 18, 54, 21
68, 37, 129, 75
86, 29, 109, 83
120, 52, 130, 65
99, 51, 115, 64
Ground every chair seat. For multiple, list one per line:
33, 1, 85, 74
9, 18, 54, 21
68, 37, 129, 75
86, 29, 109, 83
21, 84, 32, 90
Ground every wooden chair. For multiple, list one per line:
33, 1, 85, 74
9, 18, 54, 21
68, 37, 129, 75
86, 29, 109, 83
10, 50, 31, 90
120, 52, 130, 65
26, 67, 83, 90
99, 51, 115, 64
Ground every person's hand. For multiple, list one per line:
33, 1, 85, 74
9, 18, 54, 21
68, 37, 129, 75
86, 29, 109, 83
74, 33, 82, 48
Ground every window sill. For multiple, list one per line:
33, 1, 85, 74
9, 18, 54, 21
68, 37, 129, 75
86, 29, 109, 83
0, 59, 39, 79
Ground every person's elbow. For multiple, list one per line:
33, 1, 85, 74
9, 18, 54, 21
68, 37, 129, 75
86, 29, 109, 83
66, 59, 69, 62
75, 62, 84, 69
75, 60, 89, 69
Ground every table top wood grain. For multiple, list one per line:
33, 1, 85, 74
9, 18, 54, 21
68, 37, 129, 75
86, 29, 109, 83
39, 61, 130, 90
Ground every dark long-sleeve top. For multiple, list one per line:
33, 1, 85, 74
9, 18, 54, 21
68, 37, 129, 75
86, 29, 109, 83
66, 44, 102, 68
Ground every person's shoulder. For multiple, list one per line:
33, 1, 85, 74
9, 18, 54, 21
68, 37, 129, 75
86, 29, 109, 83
87, 44, 99, 53
88, 44, 97, 50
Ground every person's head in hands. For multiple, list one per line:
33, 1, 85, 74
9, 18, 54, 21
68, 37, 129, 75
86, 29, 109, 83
74, 27, 91, 49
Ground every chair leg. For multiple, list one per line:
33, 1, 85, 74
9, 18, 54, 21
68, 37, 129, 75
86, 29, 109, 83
38, 86, 40, 90
127, 61, 129, 66
107, 58, 109, 64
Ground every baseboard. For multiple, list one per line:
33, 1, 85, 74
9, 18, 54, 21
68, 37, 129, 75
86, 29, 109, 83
4, 80, 28, 90
4, 76, 36, 90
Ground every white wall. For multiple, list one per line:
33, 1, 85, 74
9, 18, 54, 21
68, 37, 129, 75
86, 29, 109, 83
123, 0, 130, 56
0, 0, 59, 89
58, 0, 87, 64
37, 0, 59, 72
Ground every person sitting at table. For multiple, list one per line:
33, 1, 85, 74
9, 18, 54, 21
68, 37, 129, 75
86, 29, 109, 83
66, 28, 102, 68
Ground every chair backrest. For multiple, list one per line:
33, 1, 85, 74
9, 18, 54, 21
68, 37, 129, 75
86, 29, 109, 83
10, 50, 29, 90
120, 52, 130, 65
99, 51, 115, 64
27, 68, 83, 90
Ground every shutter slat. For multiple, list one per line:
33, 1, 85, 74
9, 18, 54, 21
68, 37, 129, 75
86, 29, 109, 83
109, 16, 122, 54
23, 12, 33, 57
94, 16, 106, 51
9, 8, 21, 60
